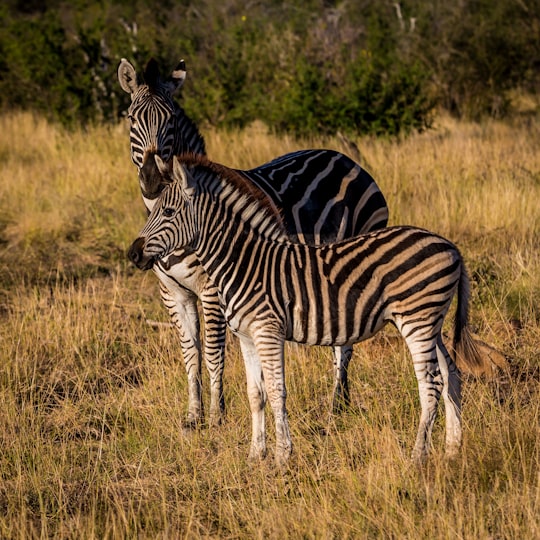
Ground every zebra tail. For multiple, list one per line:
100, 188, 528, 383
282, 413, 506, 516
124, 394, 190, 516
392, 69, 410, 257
453, 262, 487, 375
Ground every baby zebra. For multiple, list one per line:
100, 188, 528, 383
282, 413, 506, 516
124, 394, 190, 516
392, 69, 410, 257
128, 154, 485, 466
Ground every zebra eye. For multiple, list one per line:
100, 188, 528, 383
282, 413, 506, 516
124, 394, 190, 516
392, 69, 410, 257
163, 208, 175, 218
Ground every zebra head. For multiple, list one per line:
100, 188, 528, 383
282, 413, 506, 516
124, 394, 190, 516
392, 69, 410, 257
118, 58, 187, 207
128, 155, 197, 271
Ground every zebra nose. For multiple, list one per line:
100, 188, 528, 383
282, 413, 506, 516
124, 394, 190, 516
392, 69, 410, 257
128, 237, 152, 270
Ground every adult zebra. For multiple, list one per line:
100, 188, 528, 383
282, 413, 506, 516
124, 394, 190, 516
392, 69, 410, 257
128, 154, 487, 466
118, 58, 389, 427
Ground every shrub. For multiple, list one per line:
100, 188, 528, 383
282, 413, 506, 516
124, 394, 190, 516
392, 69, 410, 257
0, 0, 537, 133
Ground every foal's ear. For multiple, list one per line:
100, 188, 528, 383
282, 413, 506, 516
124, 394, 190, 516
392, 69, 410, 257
172, 156, 196, 198
165, 59, 186, 95
154, 155, 170, 177
117, 58, 139, 95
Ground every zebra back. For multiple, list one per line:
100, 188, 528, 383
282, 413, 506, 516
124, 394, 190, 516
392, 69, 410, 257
120, 59, 388, 431
242, 149, 388, 243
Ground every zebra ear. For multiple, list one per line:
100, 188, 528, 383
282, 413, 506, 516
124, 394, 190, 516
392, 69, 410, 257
172, 156, 196, 198
154, 155, 171, 179
117, 58, 139, 95
165, 60, 186, 95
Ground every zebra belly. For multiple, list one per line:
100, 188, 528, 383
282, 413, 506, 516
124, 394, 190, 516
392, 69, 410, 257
286, 301, 387, 347
220, 288, 276, 339
288, 323, 386, 347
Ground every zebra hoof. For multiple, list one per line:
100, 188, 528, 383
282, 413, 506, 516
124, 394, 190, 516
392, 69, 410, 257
247, 446, 267, 466
331, 384, 351, 415
182, 418, 203, 433
444, 444, 461, 461
274, 444, 293, 471
208, 413, 224, 428
331, 396, 351, 415
410, 449, 429, 467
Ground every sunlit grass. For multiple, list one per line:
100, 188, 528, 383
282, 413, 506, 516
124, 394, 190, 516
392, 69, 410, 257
0, 111, 538, 538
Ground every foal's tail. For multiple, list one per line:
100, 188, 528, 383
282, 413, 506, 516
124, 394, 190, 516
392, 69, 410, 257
453, 261, 488, 375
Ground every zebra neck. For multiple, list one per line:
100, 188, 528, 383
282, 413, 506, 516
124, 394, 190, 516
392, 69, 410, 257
175, 107, 206, 155
190, 190, 288, 290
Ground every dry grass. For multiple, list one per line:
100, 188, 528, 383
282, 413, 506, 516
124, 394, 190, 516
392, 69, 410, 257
0, 111, 538, 538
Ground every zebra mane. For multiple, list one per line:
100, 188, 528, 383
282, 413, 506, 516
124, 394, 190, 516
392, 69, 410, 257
175, 153, 287, 237
142, 58, 161, 92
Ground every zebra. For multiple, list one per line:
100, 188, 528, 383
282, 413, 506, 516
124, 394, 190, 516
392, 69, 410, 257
128, 154, 487, 466
117, 58, 389, 426
117, 58, 205, 210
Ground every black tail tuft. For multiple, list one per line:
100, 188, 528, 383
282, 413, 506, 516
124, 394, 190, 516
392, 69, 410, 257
453, 262, 488, 375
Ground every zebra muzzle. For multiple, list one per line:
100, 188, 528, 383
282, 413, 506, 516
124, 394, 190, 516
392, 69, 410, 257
128, 237, 156, 270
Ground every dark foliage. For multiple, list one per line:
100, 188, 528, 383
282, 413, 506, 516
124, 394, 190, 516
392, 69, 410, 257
0, 0, 538, 135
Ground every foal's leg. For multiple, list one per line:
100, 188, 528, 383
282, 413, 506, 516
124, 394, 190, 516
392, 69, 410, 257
404, 335, 443, 464
200, 285, 227, 427
253, 333, 292, 468
239, 336, 267, 462
331, 345, 353, 413
159, 282, 204, 428
436, 335, 462, 458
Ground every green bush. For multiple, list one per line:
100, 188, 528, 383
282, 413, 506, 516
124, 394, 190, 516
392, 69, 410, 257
0, 0, 537, 134
264, 55, 433, 137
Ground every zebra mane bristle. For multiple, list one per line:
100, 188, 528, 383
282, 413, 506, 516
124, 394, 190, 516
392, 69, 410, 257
143, 58, 161, 91
175, 152, 286, 233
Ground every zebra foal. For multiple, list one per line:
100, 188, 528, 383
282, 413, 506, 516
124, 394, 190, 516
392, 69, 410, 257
118, 58, 389, 426
129, 154, 486, 466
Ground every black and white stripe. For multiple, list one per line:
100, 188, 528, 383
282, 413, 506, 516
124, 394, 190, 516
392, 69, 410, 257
119, 59, 204, 170
118, 58, 389, 428
128, 155, 485, 466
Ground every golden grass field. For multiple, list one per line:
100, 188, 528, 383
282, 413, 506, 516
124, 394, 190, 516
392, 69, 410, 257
0, 111, 538, 538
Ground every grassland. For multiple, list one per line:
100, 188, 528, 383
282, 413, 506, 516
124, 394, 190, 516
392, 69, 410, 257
0, 111, 538, 538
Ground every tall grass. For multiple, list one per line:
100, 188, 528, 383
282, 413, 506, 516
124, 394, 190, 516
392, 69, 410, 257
0, 112, 538, 538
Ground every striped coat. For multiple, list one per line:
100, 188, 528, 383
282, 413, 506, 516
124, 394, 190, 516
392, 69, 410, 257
129, 154, 486, 466
118, 58, 389, 426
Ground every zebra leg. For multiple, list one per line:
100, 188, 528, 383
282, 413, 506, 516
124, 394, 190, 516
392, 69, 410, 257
436, 335, 462, 458
332, 345, 353, 414
159, 283, 204, 428
405, 336, 443, 464
238, 336, 267, 463
199, 285, 227, 427
254, 334, 292, 468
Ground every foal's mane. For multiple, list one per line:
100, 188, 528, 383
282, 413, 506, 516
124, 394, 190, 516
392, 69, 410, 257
175, 153, 286, 233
